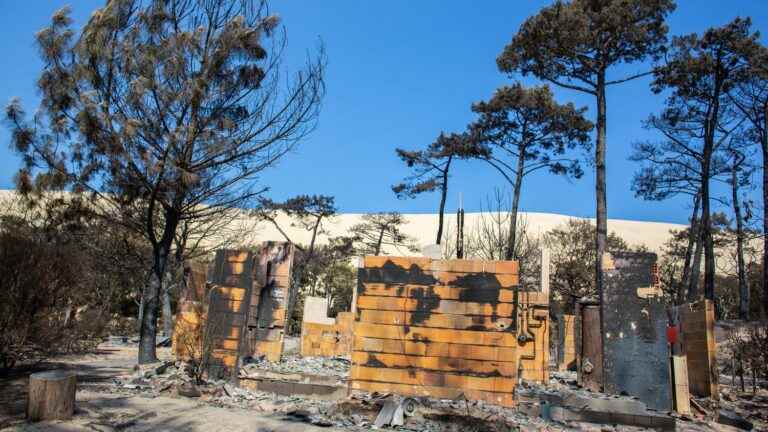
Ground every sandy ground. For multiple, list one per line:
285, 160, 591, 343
0, 346, 338, 432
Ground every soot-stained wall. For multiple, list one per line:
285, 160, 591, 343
173, 242, 295, 380
351, 256, 549, 408
602, 251, 671, 411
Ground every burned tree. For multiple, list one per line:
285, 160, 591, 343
393, 132, 469, 245
255, 194, 339, 325
725, 139, 757, 320
257, 195, 337, 255
468, 83, 592, 260
650, 18, 758, 301
629, 120, 731, 302
350, 212, 418, 256
5, 1, 324, 363
729, 43, 768, 317
497, 0, 675, 324
544, 219, 632, 312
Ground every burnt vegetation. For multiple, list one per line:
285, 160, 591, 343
0, 0, 767, 387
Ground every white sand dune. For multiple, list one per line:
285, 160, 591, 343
0, 189, 684, 255
243, 210, 684, 256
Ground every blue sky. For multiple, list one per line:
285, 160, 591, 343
1, 1, 766, 224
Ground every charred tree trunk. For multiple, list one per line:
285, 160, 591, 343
701, 174, 716, 301
762, 114, 768, 318
505, 146, 526, 260
436, 155, 453, 245
680, 193, 701, 304
161, 269, 174, 337
456, 208, 465, 259
308, 215, 321, 257
374, 227, 385, 256
137, 296, 145, 334
688, 217, 705, 301
594, 71, 608, 392
732, 153, 749, 320
138, 209, 179, 364
139, 258, 163, 364
702, 76, 724, 301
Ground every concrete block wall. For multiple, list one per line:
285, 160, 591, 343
172, 242, 295, 379
351, 256, 549, 408
300, 303, 354, 358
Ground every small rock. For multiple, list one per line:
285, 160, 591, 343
178, 383, 201, 398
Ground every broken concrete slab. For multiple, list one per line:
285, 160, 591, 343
550, 405, 676, 430
240, 367, 344, 387
240, 377, 347, 401
519, 380, 677, 431
177, 382, 201, 398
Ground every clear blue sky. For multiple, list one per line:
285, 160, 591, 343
1, 1, 766, 224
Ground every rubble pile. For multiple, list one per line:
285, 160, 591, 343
100, 361, 678, 431
241, 354, 351, 380
85, 354, 764, 432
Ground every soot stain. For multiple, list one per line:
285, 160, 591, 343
363, 354, 387, 368
410, 286, 440, 326
455, 273, 504, 317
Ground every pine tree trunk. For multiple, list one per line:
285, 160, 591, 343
436, 156, 452, 245
374, 227, 385, 256
506, 148, 526, 260
137, 297, 145, 334
702, 78, 723, 301
688, 225, 704, 301
701, 170, 715, 301
680, 193, 701, 304
594, 73, 608, 393
762, 119, 768, 319
138, 211, 178, 364
139, 261, 163, 364
162, 269, 174, 338
732, 156, 749, 320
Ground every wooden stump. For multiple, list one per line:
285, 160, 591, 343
27, 370, 77, 422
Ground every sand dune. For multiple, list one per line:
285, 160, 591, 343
0, 189, 684, 256
241, 210, 684, 256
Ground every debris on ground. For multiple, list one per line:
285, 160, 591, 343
4, 343, 766, 432
241, 354, 351, 380
101, 357, 763, 432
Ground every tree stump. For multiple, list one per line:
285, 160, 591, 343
27, 370, 77, 421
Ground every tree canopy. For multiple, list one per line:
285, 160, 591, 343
468, 83, 592, 259
5, 0, 325, 363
